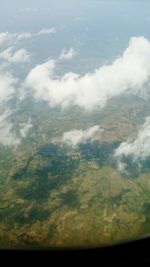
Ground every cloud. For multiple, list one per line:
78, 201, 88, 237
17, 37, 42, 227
0, 32, 32, 46
37, 27, 56, 35
0, 73, 17, 102
115, 117, 150, 162
0, 110, 20, 146
0, 32, 13, 45
0, 32, 10, 45
62, 125, 103, 147
19, 117, 33, 138
0, 122, 20, 146
0, 109, 12, 123
25, 37, 150, 110
0, 29, 56, 47
0, 47, 31, 63
73, 17, 84, 22
0, 111, 33, 146
59, 48, 76, 60
16, 32, 32, 40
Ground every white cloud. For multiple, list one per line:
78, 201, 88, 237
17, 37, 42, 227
0, 109, 12, 123
73, 17, 84, 22
19, 117, 33, 138
0, 28, 57, 46
62, 125, 103, 147
0, 111, 33, 146
0, 73, 17, 102
16, 32, 32, 40
116, 161, 128, 173
0, 110, 20, 146
25, 37, 150, 110
0, 47, 31, 63
115, 116, 150, 162
0, 122, 20, 146
59, 48, 76, 60
37, 27, 56, 35
0, 32, 32, 46
0, 32, 10, 45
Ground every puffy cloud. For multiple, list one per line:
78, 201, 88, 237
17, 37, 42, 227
16, 32, 32, 40
0, 32, 10, 45
0, 32, 32, 46
37, 27, 56, 35
0, 110, 20, 146
59, 48, 76, 60
115, 117, 150, 162
62, 125, 103, 147
0, 47, 31, 63
19, 117, 33, 138
0, 73, 17, 102
0, 29, 56, 46
25, 37, 150, 110
0, 28, 57, 46
0, 111, 33, 146
0, 122, 20, 146
0, 109, 12, 123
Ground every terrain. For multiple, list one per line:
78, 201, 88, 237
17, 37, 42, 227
0, 93, 150, 249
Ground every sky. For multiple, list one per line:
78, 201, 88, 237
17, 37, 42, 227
1, 0, 150, 74
1, 1, 150, 170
